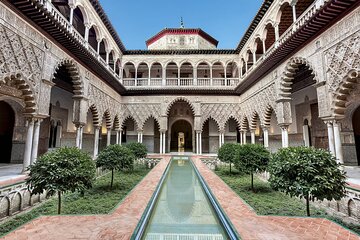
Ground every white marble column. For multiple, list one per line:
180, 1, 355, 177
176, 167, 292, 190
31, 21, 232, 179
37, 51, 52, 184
31, 119, 42, 164
326, 121, 336, 156
303, 125, 310, 147
250, 130, 256, 144
199, 132, 202, 155
107, 128, 111, 146
141, 132, 143, 144
69, 6, 75, 25
240, 131, 243, 144
221, 133, 225, 146
243, 131, 247, 144
93, 126, 100, 158
119, 130, 122, 145
115, 131, 119, 144
23, 119, 35, 172
160, 131, 163, 154
333, 121, 344, 164
162, 132, 166, 154
79, 126, 84, 149
196, 132, 199, 154
263, 127, 269, 148
291, 1, 297, 22
219, 132, 222, 148
281, 125, 289, 148
76, 125, 81, 148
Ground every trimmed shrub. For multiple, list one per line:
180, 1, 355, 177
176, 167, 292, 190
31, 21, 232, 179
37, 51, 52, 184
234, 144, 270, 191
218, 143, 239, 173
125, 142, 147, 159
96, 145, 135, 188
269, 146, 346, 216
27, 147, 96, 214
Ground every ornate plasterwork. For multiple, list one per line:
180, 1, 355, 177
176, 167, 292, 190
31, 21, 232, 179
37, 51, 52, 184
325, 32, 360, 93
200, 103, 242, 131
120, 104, 161, 130
87, 84, 119, 121
240, 83, 277, 126
0, 24, 44, 98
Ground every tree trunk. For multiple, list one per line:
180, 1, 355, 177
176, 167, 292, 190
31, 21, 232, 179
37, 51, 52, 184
111, 169, 114, 188
251, 173, 254, 192
305, 194, 310, 216
58, 191, 61, 215
229, 162, 231, 173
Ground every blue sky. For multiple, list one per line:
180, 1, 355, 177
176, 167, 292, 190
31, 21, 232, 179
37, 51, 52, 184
99, 0, 263, 50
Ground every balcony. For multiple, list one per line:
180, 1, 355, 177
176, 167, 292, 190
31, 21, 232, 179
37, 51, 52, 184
123, 78, 240, 88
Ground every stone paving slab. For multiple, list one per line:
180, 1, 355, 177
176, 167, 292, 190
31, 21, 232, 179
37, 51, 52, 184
1, 156, 171, 240
192, 156, 360, 240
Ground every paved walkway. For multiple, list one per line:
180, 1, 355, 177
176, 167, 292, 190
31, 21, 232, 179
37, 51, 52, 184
192, 156, 360, 240
2, 156, 171, 240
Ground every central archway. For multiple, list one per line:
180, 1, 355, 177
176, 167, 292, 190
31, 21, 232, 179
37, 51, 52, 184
0, 101, 15, 163
170, 120, 193, 152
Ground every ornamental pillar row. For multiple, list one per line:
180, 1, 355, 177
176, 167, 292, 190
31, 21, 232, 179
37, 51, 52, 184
333, 120, 344, 164
75, 123, 85, 149
107, 128, 112, 146
325, 121, 336, 156
280, 125, 289, 148
23, 118, 40, 172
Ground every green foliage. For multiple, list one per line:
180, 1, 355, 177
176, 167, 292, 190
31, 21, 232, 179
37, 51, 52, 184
96, 144, 135, 171
215, 166, 324, 216
27, 147, 96, 214
218, 143, 239, 172
125, 142, 148, 159
234, 144, 270, 191
96, 144, 135, 188
269, 146, 347, 216
0, 164, 150, 237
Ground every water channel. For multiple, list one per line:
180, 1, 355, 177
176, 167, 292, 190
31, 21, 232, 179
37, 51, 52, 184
141, 156, 231, 240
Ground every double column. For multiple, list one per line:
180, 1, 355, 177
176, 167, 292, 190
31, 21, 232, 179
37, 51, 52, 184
239, 130, 247, 145
219, 131, 225, 148
159, 131, 166, 154
196, 131, 202, 155
93, 126, 100, 159
23, 118, 43, 172
116, 130, 122, 145
75, 123, 84, 149
325, 120, 343, 164
280, 125, 289, 148
137, 131, 143, 143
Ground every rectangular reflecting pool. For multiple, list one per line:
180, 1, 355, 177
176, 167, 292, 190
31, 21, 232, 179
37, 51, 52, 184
142, 156, 229, 240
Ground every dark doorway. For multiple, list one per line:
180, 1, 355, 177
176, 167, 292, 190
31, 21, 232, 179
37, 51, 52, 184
353, 106, 360, 165
0, 101, 15, 163
171, 120, 192, 152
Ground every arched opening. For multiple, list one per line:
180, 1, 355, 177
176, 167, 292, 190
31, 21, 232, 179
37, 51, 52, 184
52, 0, 70, 20
166, 62, 178, 85
278, 2, 293, 37
40, 63, 78, 154
226, 62, 239, 86
0, 101, 15, 163
98, 39, 106, 61
180, 62, 193, 85
143, 117, 160, 153
150, 62, 162, 85
240, 58, 246, 76
353, 106, 360, 165
197, 62, 211, 85
224, 118, 239, 144
254, 37, 264, 61
250, 113, 262, 144
122, 117, 138, 144
212, 62, 224, 85
246, 49, 254, 70
168, 100, 195, 153
88, 25, 98, 51
122, 62, 136, 86
137, 63, 149, 86
108, 51, 115, 70
170, 120, 192, 152
115, 59, 121, 76
264, 23, 276, 50
72, 7, 86, 37
201, 118, 219, 153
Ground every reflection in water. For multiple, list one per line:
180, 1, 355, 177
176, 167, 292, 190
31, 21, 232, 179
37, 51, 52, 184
143, 157, 228, 240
